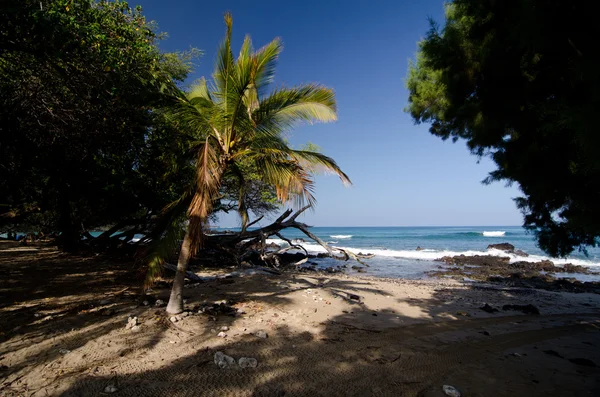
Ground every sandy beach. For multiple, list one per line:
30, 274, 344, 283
1, 241, 599, 396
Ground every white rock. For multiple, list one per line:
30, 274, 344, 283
220, 326, 229, 331
104, 384, 118, 393
58, 348, 71, 355
125, 316, 138, 329
442, 385, 461, 397
217, 331, 227, 338
214, 351, 235, 369
131, 325, 141, 332
142, 300, 149, 306
169, 316, 178, 323
154, 299, 165, 307
255, 330, 268, 339
238, 357, 258, 368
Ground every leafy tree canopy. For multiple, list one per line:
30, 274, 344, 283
406, 0, 600, 256
0, 0, 198, 246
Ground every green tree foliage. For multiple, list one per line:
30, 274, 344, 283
155, 14, 351, 313
406, 0, 600, 257
0, 0, 196, 247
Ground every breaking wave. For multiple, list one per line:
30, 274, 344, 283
483, 231, 506, 237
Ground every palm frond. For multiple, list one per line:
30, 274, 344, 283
290, 150, 352, 185
188, 77, 212, 103
189, 138, 222, 219
254, 155, 316, 208
253, 85, 337, 138
169, 97, 215, 140
213, 12, 235, 102
253, 38, 283, 95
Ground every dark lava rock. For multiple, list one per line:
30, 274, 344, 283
563, 263, 591, 274
569, 358, 596, 367
265, 242, 281, 250
317, 253, 331, 258
514, 249, 529, 257
278, 252, 308, 266
480, 303, 499, 313
348, 294, 360, 301
416, 246, 424, 251
502, 304, 540, 315
436, 255, 511, 266
487, 242, 515, 252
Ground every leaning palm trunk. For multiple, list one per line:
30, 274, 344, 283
165, 224, 194, 314
166, 153, 223, 314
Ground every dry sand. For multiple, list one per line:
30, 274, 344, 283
1, 241, 599, 396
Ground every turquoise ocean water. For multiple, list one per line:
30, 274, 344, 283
231, 226, 600, 280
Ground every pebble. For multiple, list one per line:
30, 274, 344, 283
238, 357, 258, 368
142, 300, 149, 306
125, 316, 139, 330
442, 385, 461, 397
214, 351, 235, 369
220, 326, 229, 331
255, 330, 268, 339
58, 348, 71, 355
217, 331, 227, 338
154, 299, 165, 307
169, 316, 178, 323
131, 325, 141, 332
103, 384, 118, 393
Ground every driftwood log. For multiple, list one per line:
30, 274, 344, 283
204, 205, 370, 268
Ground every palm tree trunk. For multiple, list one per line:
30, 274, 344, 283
166, 226, 193, 314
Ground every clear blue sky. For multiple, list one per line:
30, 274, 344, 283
137, 0, 523, 227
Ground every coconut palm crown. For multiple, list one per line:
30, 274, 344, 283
162, 13, 351, 314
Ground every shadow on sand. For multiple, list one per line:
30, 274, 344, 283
1, 242, 599, 396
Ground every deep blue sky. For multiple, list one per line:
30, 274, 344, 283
137, 0, 523, 227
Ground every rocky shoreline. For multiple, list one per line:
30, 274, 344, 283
427, 243, 600, 294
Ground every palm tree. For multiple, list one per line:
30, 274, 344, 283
161, 13, 351, 314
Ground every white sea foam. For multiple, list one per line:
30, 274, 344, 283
278, 241, 600, 267
483, 231, 506, 237
330, 235, 352, 239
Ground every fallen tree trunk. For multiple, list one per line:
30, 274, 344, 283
205, 205, 370, 267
